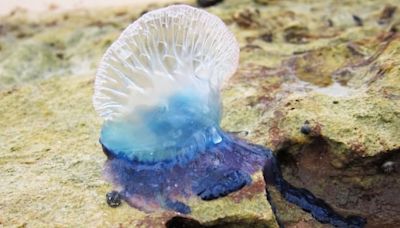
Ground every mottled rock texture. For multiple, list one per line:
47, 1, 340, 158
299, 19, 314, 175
1, 0, 400, 227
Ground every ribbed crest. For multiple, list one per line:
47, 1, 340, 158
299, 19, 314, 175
93, 5, 239, 120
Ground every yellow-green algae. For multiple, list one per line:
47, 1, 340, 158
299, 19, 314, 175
1, 0, 400, 227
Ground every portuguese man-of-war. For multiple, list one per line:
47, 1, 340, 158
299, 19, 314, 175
93, 5, 366, 227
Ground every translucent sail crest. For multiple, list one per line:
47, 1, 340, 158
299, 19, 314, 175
93, 4, 239, 121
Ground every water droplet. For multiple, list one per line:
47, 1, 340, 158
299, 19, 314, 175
210, 127, 222, 144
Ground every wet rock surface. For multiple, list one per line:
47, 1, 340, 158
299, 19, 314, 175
1, 0, 400, 227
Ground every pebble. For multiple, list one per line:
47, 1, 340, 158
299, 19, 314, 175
300, 120, 311, 135
106, 191, 122, 208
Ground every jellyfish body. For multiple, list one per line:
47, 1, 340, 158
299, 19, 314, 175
94, 4, 260, 212
94, 5, 366, 227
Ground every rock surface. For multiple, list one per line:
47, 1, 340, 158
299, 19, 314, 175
1, 0, 400, 227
